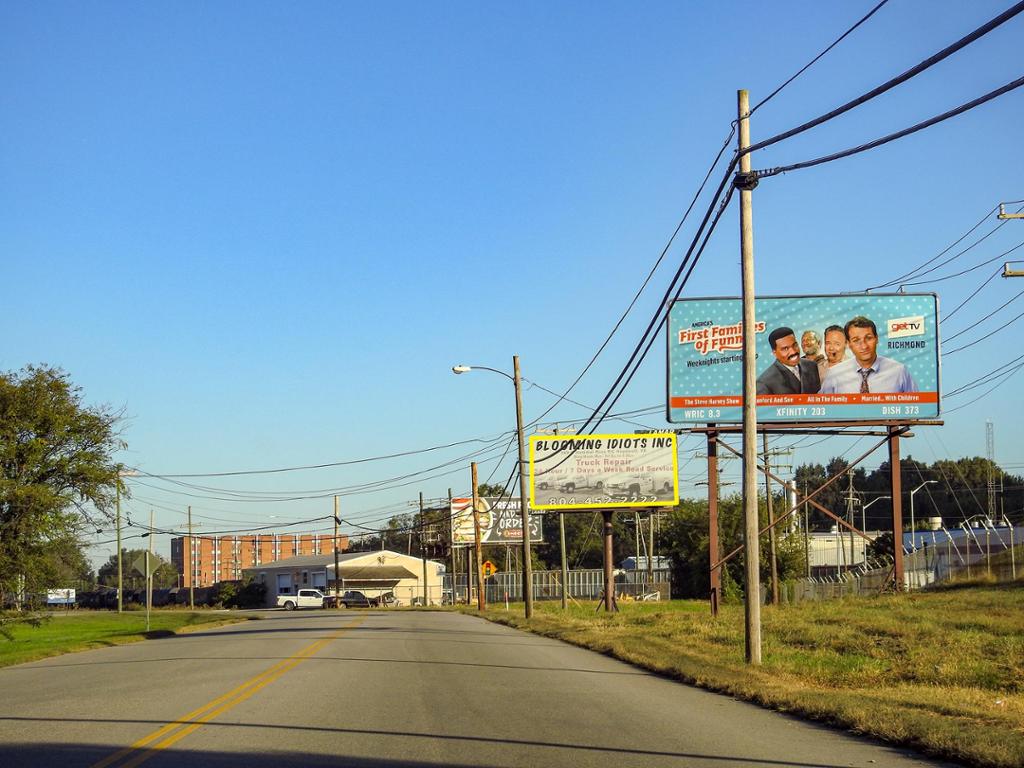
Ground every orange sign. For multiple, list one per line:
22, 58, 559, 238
482, 560, 497, 577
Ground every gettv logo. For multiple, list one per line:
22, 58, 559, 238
887, 315, 926, 338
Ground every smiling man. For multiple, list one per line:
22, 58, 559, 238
756, 326, 822, 395
819, 316, 916, 393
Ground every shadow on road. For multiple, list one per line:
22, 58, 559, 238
0, 733, 872, 768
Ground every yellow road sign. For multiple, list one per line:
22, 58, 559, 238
482, 560, 497, 577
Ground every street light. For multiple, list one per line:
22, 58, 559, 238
452, 357, 534, 619
861, 495, 891, 534
909, 481, 937, 551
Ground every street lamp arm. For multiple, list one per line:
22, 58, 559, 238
451, 364, 514, 382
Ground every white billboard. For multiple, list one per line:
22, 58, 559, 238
529, 433, 679, 510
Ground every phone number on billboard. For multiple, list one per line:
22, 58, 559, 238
547, 495, 661, 506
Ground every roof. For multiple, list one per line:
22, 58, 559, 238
241, 549, 440, 574
337, 565, 417, 581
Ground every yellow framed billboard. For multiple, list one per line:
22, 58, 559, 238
529, 433, 679, 510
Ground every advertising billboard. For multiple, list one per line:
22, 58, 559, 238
667, 294, 940, 424
450, 497, 543, 546
529, 433, 679, 510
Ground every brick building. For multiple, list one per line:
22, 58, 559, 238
170, 532, 349, 587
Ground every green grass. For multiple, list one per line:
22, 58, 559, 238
0, 610, 253, 668
459, 584, 1024, 768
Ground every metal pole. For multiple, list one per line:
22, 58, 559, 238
513, 355, 534, 619
333, 496, 341, 600
738, 88, 761, 664
559, 512, 568, 609
116, 480, 123, 614
602, 510, 615, 612
648, 510, 656, 593
188, 505, 195, 610
419, 492, 428, 605
763, 433, 778, 605
804, 482, 810, 578
146, 509, 154, 633
888, 427, 904, 591
707, 429, 720, 617
448, 487, 455, 603
471, 462, 485, 611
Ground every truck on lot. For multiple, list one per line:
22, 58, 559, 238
276, 589, 336, 610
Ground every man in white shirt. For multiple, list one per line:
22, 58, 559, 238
819, 316, 916, 393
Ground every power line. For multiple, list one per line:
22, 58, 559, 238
902, 236, 1024, 288
943, 287, 1024, 342
750, 0, 890, 115
743, 1, 1024, 156
944, 305, 1024, 354
753, 75, 1024, 180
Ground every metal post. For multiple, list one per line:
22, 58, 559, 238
763, 433, 778, 605
738, 88, 761, 664
803, 482, 810, 578
471, 462, 485, 611
513, 355, 534, 619
559, 511, 568, 609
707, 429, 720, 617
888, 427, 904, 591
334, 495, 341, 600
116, 480, 123, 614
602, 510, 615, 612
448, 487, 455, 603
648, 510, 656, 593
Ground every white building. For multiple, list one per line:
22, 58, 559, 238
242, 549, 445, 607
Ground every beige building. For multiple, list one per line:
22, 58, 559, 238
242, 549, 444, 607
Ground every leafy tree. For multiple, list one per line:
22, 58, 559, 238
0, 366, 124, 607
97, 549, 178, 590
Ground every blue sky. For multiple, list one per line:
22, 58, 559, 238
2, 2, 1021, 568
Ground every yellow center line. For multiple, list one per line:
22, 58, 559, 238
90, 617, 364, 768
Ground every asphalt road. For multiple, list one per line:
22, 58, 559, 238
0, 610, 954, 768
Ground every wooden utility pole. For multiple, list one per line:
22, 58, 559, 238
602, 510, 616, 612
513, 355, 534, 619
333, 495, 341, 600
471, 462, 485, 610
763, 433, 779, 605
116, 479, 123, 613
146, 509, 154, 633
559, 511, 568, 609
737, 88, 761, 664
708, 429, 720, 617
188, 505, 195, 610
419, 492, 428, 605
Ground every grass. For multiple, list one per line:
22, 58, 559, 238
459, 583, 1024, 768
0, 610, 254, 668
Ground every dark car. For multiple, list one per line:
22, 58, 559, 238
339, 590, 378, 608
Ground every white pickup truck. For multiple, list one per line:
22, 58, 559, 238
276, 589, 336, 610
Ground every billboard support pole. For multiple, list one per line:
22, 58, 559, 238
601, 510, 618, 612
559, 512, 568, 610
888, 425, 905, 591
707, 427, 721, 617
471, 462, 485, 611
737, 88, 761, 665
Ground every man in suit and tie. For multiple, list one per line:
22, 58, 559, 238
756, 326, 821, 395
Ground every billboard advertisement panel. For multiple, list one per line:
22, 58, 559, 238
529, 433, 679, 510
667, 294, 940, 423
450, 497, 543, 546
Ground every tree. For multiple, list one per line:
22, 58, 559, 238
0, 366, 124, 606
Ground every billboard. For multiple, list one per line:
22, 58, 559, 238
529, 433, 679, 510
667, 294, 940, 423
450, 497, 543, 546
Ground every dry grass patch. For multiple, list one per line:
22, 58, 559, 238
463, 584, 1024, 767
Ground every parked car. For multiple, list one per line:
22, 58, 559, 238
338, 590, 379, 608
277, 588, 334, 610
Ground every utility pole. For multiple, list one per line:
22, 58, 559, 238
419, 492, 428, 606
513, 355, 534, 619
845, 471, 857, 571
188, 505, 194, 610
559, 511, 568, 609
116, 477, 123, 614
333, 495, 341, 600
648, 510, 656, 591
471, 462, 485, 611
803, 481, 811, 578
762, 434, 779, 605
448, 487, 455, 605
737, 88, 761, 665
146, 509, 154, 633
